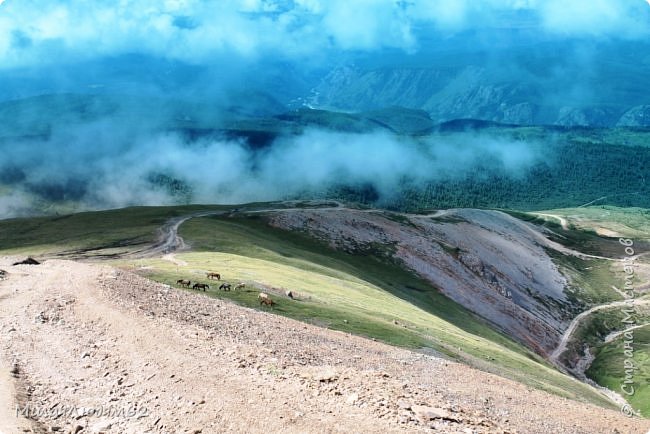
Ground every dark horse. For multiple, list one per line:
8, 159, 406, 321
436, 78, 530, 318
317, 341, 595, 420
193, 283, 209, 291
218, 283, 232, 291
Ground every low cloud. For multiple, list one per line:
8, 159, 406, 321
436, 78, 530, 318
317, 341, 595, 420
0, 121, 542, 217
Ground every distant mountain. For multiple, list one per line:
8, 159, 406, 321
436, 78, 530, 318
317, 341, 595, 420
617, 105, 650, 127
306, 39, 650, 127
0, 92, 288, 139
3, 39, 648, 129
0, 94, 436, 142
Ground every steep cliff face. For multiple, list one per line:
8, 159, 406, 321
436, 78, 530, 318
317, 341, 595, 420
309, 62, 648, 127
310, 66, 449, 112
421, 67, 537, 124
555, 107, 622, 127
617, 105, 650, 127
266, 208, 578, 355
308, 66, 537, 124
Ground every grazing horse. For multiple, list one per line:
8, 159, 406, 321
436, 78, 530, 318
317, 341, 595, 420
258, 292, 275, 307
207, 272, 221, 280
176, 279, 191, 288
193, 283, 209, 291
233, 283, 245, 291
219, 283, 232, 291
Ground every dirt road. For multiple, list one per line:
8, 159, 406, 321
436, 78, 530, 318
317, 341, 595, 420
604, 324, 650, 344
549, 298, 650, 409
1, 257, 648, 433
533, 213, 570, 230
550, 299, 650, 366
132, 211, 226, 258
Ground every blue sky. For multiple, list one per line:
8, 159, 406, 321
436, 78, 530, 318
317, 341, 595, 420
1, 0, 649, 70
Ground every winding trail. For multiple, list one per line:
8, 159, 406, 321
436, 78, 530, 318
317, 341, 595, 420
533, 212, 569, 230
604, 323, 650, 344
549, 298, 650, 408
132, 201, 347, 259
577, 191, 647, 208
133, 211, 226, 258
549, 299, 650, 366
578, 196, 609, 208
502, 211, 615, 261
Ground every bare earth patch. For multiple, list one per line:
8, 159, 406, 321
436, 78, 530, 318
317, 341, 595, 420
0, 257, 648, 433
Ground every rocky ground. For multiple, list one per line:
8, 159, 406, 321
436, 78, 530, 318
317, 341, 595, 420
0, 257, 649, 434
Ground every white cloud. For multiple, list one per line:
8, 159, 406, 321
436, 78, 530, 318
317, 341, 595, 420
535, 0, 649, 37
0, 0, 648, 70
0, 123, 541, 217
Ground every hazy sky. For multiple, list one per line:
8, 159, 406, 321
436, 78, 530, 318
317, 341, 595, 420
1, 0, 649, 70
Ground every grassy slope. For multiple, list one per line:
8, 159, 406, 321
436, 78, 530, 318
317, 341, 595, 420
587, 326, 650, 417
0, 205, 625, 410
533, 206, 650, 240
517, 207, 650, 415
125, 213, 613, 409
0, 205, 227, 256
565, 305, 650, 359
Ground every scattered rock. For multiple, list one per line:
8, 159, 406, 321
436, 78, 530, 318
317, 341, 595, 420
89, 420, 113, 433
13, 257, 40, 266
396, 398, 411, 410
398, 413, 411, 424
412, 405, 460, 422
307, 367, 338, 382
345, 393, 359, 405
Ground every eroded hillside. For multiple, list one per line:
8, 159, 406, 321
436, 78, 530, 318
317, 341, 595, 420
264, 208, 603, 355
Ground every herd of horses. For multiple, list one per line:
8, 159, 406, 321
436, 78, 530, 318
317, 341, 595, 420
175, 272, 273, 306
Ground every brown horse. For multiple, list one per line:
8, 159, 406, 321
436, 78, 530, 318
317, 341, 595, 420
176, 279, 191, 288
206, 272, 221, 280
193, 283, 209, 291
258, 293, 275, 307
